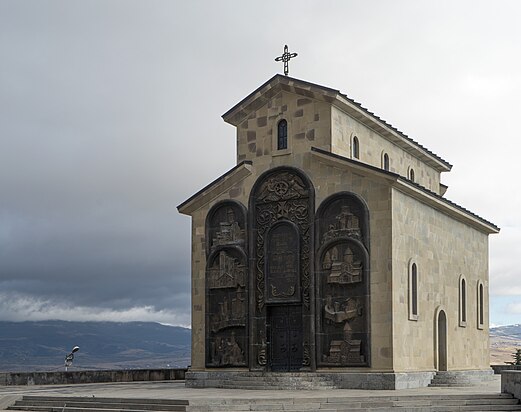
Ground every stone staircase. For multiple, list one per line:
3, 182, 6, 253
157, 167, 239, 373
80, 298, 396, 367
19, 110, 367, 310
7, 396, 188, 412
6, 394, 521, 412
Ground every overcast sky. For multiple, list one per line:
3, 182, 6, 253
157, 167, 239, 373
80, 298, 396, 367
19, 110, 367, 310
1, 0, 520, 328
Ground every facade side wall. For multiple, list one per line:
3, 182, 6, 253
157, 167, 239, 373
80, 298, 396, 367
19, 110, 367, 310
391, 188, 490, 372
331, 106, 442, 194
189, 148, 395, 371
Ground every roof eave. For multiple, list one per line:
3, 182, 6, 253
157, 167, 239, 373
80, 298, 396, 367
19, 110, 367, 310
223, 75, 452, 173
330, 95, 452, 173
310, 147, 499, 234
177, 161, 253, 215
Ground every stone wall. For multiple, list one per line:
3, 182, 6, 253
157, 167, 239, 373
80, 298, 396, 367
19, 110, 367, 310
234, 90, 444, 196
391, 188, 490, 371
236, 91, 331, 165
502, 370, 521, 400
0, 368, 186, 386
331, 106, 442, 194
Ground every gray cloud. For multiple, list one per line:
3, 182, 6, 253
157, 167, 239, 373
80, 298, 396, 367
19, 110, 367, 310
1, 0, 520, 326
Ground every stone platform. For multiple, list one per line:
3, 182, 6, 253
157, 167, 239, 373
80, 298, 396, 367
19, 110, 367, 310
186, 369, 494, 390
0, 376, 517, 412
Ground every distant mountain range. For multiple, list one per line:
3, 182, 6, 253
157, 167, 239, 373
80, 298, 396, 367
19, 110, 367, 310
0, 321, 191, 372
0, 321, 519, 372
490, 324, 521, 365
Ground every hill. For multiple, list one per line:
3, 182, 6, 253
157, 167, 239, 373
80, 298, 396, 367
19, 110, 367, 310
1, 321, 519, 371
490, 324, 521, 365
0, 321, 191, 372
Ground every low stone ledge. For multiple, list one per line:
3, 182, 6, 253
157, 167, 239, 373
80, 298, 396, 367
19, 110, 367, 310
186, 370, 437, 390
492, 364, 521, 375
502, 370, 521, 400
0, 368, 187, 386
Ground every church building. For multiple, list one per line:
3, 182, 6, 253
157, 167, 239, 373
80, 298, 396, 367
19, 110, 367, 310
177, 73, 499, 389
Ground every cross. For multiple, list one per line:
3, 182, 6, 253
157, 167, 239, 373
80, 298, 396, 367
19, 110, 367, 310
275, 45, 298, 76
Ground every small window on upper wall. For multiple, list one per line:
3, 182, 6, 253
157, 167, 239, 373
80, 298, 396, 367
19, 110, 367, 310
383, 153, 390, 171
477, 281, 484, 329
352, 136, 360, 159
409, 168, 415, 182
277, 119, 288, 150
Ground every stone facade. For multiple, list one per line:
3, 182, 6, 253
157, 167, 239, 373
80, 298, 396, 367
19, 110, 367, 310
178, 75, 499, 388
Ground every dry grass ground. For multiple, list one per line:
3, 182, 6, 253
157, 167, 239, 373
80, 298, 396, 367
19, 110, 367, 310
490, 327, 521, 365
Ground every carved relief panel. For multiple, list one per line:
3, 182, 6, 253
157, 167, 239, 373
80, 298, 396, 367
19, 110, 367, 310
318, 194, 368, 249
205, 201, 248, 368
265, 222, 301, 304
206, 202, 246, 256
316, 193, 370, 367
250, 167, 314, 371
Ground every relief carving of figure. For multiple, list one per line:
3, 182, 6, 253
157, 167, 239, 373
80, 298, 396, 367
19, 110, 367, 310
323, 205, 362, 243
257, 173, 307, 202
210, 285, 246, 333
212, 208, 244, 248
210, 332, 245, 366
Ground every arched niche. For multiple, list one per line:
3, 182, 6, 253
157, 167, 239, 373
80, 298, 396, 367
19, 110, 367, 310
265, 220, 301, 304
204, 200, 249, 368
315, 192, 370, 367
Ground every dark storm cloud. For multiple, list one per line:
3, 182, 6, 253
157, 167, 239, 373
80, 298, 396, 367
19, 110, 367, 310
1, 0, 520, 326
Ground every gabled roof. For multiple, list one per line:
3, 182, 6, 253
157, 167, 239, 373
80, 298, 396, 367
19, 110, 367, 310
177, 161, 253, 215
223, 75, 453, 173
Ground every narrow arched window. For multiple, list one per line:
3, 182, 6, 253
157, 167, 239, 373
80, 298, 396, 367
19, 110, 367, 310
409, 168, 415, 182
409, 261, 418, 320
277, 119, 287, 150
353, 136, 360, 159
412, 263, 418, 316
459, 276, 467, 327
383, 153, 390, 171
478, 282, 484, 329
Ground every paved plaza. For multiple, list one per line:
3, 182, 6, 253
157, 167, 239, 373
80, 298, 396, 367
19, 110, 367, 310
0, 376, 502, 406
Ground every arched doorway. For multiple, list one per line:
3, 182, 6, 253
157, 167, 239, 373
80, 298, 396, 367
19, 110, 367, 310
249, 166, 315, 372
436, 309, 448, 371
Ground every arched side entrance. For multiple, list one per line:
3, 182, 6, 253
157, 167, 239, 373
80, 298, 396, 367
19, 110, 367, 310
435, 307, 448, 371
249, 166, 315, 372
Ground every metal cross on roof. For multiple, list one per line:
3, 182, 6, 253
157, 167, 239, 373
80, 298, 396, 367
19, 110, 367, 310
275, 45, 298, 76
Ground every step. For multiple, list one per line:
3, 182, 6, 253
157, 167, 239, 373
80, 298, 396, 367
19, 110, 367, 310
10, 402, 186, 411
15, 397, 188, 406
187, 401, 521, 412
8, 397, 188, 412
9, 408, 184, 412
12, 394, 520, 412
